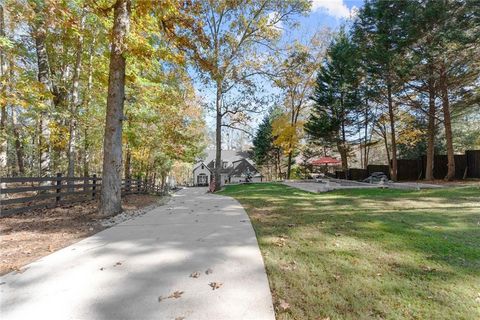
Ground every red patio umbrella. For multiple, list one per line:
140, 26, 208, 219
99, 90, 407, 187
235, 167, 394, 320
309, 157, 342, 166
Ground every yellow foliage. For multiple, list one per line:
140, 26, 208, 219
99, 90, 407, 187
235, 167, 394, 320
272, 114, 304, 154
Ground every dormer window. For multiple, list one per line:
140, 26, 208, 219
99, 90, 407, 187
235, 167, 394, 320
201, 165, 204, 169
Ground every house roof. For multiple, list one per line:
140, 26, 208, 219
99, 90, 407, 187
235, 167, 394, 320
230, 159, 258, 177
194, 149, 259, 176
193, 161, 211, 173
200, 149, 252, 165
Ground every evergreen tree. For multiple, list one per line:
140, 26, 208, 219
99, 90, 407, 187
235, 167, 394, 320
305, 30, 361, 171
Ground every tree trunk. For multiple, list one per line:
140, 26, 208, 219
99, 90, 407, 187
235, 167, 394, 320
276, 148, 283, 179
286, 150, 292, 179
82, 33, 95, 179
32, 2, 53, 177
99, 0, 131, 216
440, 63, 455, 181
0, 4, 7, 175
124, 145, 131, 180
214, 78, 222, 191
379, 123, 392, 175
83, 128, 89, 177
67, 13, 86, 188
387, 80, 397, 181
425, 67, 436, 181
11, 109, 25, 175
337, 141, 348, 172
363, 102, 369, 169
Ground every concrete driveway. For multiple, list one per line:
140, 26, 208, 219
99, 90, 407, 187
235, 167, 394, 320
0, 188, 275, 320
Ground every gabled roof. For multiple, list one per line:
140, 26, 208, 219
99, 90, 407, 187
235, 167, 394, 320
193, 161, 211, 173
230, 159, 258, 177
200, 149, 252, 164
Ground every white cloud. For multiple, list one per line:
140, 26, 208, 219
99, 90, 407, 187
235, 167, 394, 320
311, 0, 355, 19
267, 11, 283, 31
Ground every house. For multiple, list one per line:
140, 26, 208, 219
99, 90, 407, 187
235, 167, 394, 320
192, 150, 262, 186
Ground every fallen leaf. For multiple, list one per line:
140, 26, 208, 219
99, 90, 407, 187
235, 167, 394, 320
333, 274, 341, 281
168, 291, 184, 299
209, 282, 223, 290
205, 268, 213, 275
278, 299, 290, 311
100, 267, 104, 271
190, 271, 200, 278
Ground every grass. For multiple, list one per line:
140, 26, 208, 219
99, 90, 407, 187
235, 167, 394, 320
219, 183, 480, 320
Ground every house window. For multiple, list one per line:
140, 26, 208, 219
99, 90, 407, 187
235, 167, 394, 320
201, 165, 204, 169
222, 161, 228, 169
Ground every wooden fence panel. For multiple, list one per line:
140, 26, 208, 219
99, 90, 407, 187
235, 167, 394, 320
1, 174, 166, 217
466, 150, 480, 178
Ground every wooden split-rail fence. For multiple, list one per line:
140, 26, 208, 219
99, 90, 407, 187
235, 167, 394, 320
0, 174, 167, 217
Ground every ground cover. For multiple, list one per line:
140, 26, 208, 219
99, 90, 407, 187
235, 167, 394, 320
220, 183, 480, 320
0, 194, 166, 275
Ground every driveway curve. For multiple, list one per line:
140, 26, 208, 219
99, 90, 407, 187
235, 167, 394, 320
1, 187, 275, 320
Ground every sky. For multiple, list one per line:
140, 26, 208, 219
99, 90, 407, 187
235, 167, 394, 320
199, 0, 365, 148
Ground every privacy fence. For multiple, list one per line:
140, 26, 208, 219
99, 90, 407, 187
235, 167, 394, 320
0, 174, 167, 217
335, 150, 480, 181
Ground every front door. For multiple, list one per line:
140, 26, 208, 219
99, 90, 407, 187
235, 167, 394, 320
197, 174, 207, 186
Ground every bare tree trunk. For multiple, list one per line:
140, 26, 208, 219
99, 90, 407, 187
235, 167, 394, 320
99, 0, 131, 216
425, 68, 436, 180
67, 13, 86, 188
440, 63, 455, 181
387, 80, 397, 181
214, 78, 222, 191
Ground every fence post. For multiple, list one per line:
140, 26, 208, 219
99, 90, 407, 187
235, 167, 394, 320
56, 173, 62, 205
137, 178, 141, 194
92, 174, 97, 199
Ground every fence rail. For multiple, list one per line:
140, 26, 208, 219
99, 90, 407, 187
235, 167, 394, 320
0, 174, 167, 217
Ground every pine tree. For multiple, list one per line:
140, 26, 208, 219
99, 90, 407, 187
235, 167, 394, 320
305, 30, 361, 171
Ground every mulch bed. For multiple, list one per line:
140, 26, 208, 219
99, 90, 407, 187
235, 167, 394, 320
0, 194, 163, 275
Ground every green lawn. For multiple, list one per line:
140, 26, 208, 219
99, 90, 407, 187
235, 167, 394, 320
219, 183, 480, 320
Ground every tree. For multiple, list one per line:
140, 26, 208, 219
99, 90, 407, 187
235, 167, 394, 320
305, 30, 361, 171
353, 0, 413, 181
99, 0, 131, 216
268, 31, 329, 178
252, 110, 283, 180
169, 0, 309, 190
